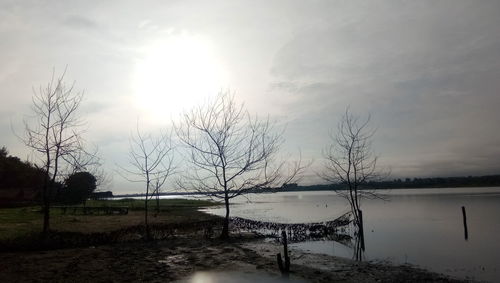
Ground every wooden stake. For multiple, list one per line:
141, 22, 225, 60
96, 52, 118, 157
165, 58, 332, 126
358, 209, 365, 251
276, 230, 290, 278
462, 206, 468, 240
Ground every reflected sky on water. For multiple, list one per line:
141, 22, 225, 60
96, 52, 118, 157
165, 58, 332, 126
176, 271, 306, 283
204, 187, 500, 282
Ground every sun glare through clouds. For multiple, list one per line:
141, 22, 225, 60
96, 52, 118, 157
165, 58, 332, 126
133, 34, 229, 120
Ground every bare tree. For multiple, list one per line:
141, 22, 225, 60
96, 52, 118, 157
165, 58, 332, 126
175, 91, 303, 239
118, 123, 175, 239
90, 165, 112, 192
67, 142, 108, 187
321, 108, 385, 247
150, 163, 172, 216
22, 69, 98, 235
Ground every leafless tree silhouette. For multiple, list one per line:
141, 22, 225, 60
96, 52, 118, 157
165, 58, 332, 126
175, 91, 303, 239
118, 123, 175, 239
321, 108, 385, 243
22, 69, 99, 235
68, 143, 109, 191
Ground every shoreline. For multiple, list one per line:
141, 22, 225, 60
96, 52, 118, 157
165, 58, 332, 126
0, 234, 465, 282
241, 238, 466, 283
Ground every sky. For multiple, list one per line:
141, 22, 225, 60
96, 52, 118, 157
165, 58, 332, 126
1, 0, 500, 193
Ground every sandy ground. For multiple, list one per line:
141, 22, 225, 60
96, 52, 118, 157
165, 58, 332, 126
0, 233, 465, 283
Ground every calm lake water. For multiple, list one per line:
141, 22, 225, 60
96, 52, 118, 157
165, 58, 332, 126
203, 187, 500, 282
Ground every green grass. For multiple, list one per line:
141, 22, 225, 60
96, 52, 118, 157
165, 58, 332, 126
0, 207, 40, 224
0, 198, 219, 241
84, 198, 218, 210
0, 206, 42, 239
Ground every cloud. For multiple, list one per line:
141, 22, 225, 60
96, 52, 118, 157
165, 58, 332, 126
269, 1, 500, 178
1, 0, 499, 192
63, 15, 99, 30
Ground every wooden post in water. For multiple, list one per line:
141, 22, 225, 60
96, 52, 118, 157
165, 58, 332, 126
462, 206, 468, 240
277, 230, 290, 278
358, 209, 365, 251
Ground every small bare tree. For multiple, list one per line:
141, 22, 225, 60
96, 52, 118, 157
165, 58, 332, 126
175, 91, 303, 239
150, 164, 171, 216
68, 148, 110, 206
118, 124, 175, 239
321, 108, 384, 247
22, 69, 98, 235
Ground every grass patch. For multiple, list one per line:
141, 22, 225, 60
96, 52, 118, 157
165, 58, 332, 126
0, 207, 41, 224
0, 198, 219, 244
0, 207, 43, 240
85, 198, 218, 210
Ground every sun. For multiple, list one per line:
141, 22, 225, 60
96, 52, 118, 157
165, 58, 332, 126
133, 34, 228, 120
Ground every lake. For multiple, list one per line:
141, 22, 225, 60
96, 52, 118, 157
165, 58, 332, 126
203, 187, 500, 282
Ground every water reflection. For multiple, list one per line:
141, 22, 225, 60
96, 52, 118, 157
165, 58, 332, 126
352, 234, 365, 262
204, 188, 500, 282
177, 271, 307, 283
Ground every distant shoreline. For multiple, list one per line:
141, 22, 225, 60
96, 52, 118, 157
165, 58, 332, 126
114, 175, 500, 198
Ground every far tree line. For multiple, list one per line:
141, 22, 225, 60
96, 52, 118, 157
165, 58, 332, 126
366, 175, 500, 189
248, 174, 500, 193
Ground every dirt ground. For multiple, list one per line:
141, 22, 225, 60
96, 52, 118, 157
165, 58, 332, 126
0, 234, 465, 283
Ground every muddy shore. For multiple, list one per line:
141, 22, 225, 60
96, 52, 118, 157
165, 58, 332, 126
0, 233, 465, 282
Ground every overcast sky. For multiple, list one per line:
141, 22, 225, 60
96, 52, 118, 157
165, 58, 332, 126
1, 1, 500, 193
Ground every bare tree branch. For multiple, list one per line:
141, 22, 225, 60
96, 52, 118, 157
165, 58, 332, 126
21, 68, 98, 234
320, 108, 387, 234
175, 91, 305, 239
117, 121, 176, 239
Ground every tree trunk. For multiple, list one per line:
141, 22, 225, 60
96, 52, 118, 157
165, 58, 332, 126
221, 196, 230, 239
42, 177, 50, 236
358, 209, 365, 251
42, 198, 50, 234
155, 191, 160, 216
145, 184, 150, 240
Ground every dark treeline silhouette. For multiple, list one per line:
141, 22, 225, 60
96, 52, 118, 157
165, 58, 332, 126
0, 146, 99, 207
269, 175, 500, 193
58, 172, 97, 205
0, 147, 45, 205
365, 175, 500, 189
90, 191, 113, 200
